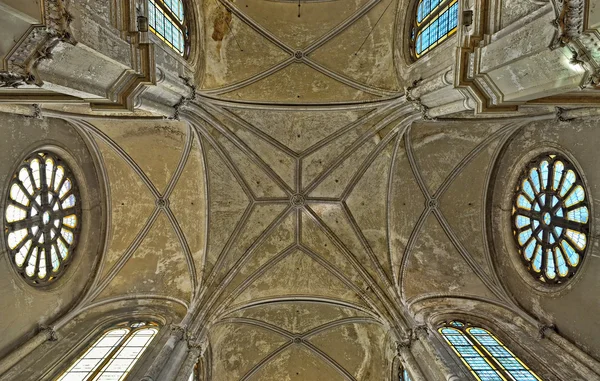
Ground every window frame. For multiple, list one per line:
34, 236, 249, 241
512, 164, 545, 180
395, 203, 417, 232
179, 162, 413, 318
147, 0, 190, 57
438, 321, 542, 381
410, 0, 459, 59
55, 321, 160, 381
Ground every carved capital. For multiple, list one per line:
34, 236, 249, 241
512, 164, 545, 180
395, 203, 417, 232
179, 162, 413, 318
549, 0, 585, 49
538, 323, 557, 339
0, 72, 36, 88
170, 324, 187, 340
40, 325, 58, 341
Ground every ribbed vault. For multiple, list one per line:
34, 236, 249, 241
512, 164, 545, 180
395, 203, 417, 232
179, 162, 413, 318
53, 92, 543, 379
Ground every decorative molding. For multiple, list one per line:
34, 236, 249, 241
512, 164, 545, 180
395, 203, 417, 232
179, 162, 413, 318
170, 324, 187, 340
549, 0, 586, 49
0, 72, 36, 88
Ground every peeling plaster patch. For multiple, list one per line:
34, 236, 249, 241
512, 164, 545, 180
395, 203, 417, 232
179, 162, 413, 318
403, 214, 497, 301
229, 108, 370, 154
410, 121, 506, 194
95, 212, 192, 303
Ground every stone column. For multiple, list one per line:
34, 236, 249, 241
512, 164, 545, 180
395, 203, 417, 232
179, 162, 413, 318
174, 341, 204, 381
413, 326, 462, 381
397, 344, 427, 381
140, 324, 186, 381
0, 326, 57, 377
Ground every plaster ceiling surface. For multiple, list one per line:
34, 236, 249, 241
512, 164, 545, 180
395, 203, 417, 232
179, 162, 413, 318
62, 100, 532, 379
199, 0, 402, 103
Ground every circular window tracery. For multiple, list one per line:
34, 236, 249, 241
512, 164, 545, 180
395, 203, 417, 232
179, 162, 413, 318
511, 153, 589, 284
4, 151, 81, 285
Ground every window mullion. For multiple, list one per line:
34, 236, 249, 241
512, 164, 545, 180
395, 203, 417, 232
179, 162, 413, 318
88, 328, 134, 381
153, 0, 184, 29
464, 329, 513, 381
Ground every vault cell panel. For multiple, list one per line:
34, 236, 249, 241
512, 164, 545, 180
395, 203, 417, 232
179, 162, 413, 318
202, 136, 252, 279
94, 138, 156, 280
235, 248, 367, 308
246, 345, 348, 381
410, 121, 506, 195
402, 213, 496, 302
215, 212, 295, 311
92, 120, 187, 193
230, 0, 371, 50
202, 1, 290, 89
227, 302, 371, 335
309, 0, 399, 91
219, 62, 380, 103
209, 322, 291, 381
345, 139, 396, 281
439, 138, 502, 277
95, 212, 193, 303
169, 135, 207, 286
389, 138, 426, 285
308, 322, 388, 380
228, 107, 371, 154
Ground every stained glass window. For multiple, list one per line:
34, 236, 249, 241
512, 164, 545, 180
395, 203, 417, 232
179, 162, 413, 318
56, 322, 159, 381
400, 367, 412, 381
5, 152, 81, 285
512, 153, 589, 284
412, 0, 459, 58
148, 0, 187, 55
439, 321, 542, 381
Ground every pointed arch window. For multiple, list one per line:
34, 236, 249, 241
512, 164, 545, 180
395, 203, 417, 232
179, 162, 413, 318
56, 322, 159, 381
400, 367, 412, 381
148, 0, 187, 55
411, 0, 459, 58
439, 321, 542, 381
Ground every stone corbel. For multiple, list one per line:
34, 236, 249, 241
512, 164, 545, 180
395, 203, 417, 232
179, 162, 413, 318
3, 0, 76, 87
39, 325, 58, 342
549, 0, 585, 49
404, 78, 437, 121
171, 76, 197, 120
538, 323, 558, 339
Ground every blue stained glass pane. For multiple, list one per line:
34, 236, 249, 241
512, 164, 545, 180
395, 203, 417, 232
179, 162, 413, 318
556, 208, 564, 218
561, 240, 579, 266
553, 161, 564, 190
517, 195, 531, 209
417, 2, 424, 22
565, 229, 586, 250
560, 170, 576, 196
522, 180, 535, 200
532, 219, 539, 230
555, 248, 568, 277
403, 369, 412, 381
565, 185, 585, 207
414, 1, 458, 56
532, 246, 542, 271
430, 19, 438, 43
530, 169, 540, 192
540, 161, 549, 190
567, 206, 589, 223
523, 240, 535, 260
518, 229, 532, 245
546, 249, 556, 279
149, 0, 185, 54
515, 215, 530, 229
554, 226, 563, 236
548, 233, 555, 245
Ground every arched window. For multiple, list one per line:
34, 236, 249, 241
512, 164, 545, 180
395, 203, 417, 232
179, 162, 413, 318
56, 321, 159, 380
439, 321, 541, 381
411, 0, 459, 58
400, 367, 412, 381
512, 153, 589, 284
148, 0, 187, 55
5, 151, 81, 285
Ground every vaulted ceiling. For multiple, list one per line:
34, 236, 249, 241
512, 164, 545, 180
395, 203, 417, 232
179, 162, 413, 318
198, 0, 402, 103
62, 98, 526, 379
